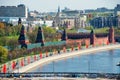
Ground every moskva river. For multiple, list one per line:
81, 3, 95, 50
31, 49, 120, 73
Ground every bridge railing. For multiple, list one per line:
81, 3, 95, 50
0, 72, 119, 79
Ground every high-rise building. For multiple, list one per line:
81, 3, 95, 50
0, 4, 28, 18
114, 4, 120, 16
90, 16, 120, 28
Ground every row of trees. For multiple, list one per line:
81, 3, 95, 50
26, 26, 61, 43
0, 37, 80, 64
7, 42, 79, 61
0, 22, 20, 47
0, 22, 88, 64
0, 23, 62, 46
0, 24, 21, 37
0, 23, 63, 64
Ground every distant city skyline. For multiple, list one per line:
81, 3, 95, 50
0, 0, 120, 12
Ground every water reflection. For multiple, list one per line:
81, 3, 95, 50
31, 49, 120, 73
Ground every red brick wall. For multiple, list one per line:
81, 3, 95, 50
95, 37, 108, 46
67, 36, 109, 46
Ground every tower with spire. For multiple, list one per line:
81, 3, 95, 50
18, 18, 22, 25
18, 25, 29, 48
52, 6, 61, 27
58, 6, 60, 17
61, 28, 67, 41
108, 21, 115, 43
18, 18, 29, 48
90, 28, 95, 45
36, 26, 45, 46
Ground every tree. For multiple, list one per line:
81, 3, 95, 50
43, 27, 57, 41
0, 22, 5, 28
27, 32, 37, 43
0, 46, 8, 63
0, 37, 8, 46
0, 28, 5, 37
7, 38, 18, 50
43, 27, 56, 34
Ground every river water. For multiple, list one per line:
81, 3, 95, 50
30, 49, 120, 73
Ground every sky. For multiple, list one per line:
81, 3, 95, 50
0, 0, 120, 12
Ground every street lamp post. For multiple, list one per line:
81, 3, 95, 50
117, 62, 120, 73
16, 59, 19, 74
88, 60, 90, 73
8, 61, 10, 73
53, 61, 55, 77
53, 61, 54, 73
116, 62, 120, 79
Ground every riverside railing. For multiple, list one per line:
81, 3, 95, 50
0, 43, 116, 74
0, 43, 85, 73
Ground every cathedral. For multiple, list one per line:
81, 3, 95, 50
52, 6, 61, 28
52, 6, 87, 29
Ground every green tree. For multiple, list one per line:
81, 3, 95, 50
0, 37, 8, 46
7, 38, 18, 50
0, 28, 5, 37
43, 27, 56, 34
85, 26, 93, 30
43, 27, 57, 41
0, 46, 8, 63
27, 31, 37, 43
94, 27, 109, 33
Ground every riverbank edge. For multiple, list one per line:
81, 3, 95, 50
13, 44, 120, 73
